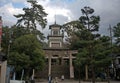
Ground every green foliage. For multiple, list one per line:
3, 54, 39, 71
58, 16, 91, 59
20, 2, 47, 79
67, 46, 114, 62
113, 23, 120, 45
113, 22, 120, 54
80, 6, 100, 31
9, 52, 31, 71
92, 36, 112, 67
2, 25, 45, 55
8, 34, 45, 78
113, 23, 120, 37
75, 48, 89, 66
2, 26, 12, 54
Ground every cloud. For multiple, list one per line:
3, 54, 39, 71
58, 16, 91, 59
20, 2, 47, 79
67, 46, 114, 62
11, 0, 25, 3
55, 15, 68, 24
45, 6, 72, 23
87, 0, 120, 35
38, 0, 73, 24
0, 3, 23, 26
89, 0, 120, 23
0, 0, 120, 36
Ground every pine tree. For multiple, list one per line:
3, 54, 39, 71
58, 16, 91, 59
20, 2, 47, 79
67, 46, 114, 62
14, 0, 47, 34
63, 6, 112, 83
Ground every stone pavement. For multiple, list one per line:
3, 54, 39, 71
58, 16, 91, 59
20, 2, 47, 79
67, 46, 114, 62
35, 79, 120, 83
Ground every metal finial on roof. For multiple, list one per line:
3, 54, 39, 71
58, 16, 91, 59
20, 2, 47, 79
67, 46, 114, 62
55, 14, 56, 24
54, 10, 57, 24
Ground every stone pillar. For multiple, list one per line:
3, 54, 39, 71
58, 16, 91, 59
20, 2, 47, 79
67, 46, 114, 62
69, 53, 74, 78
48, 56, 52, 76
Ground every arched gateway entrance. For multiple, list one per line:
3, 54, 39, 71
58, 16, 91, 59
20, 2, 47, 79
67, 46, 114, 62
44, 49, 77, 79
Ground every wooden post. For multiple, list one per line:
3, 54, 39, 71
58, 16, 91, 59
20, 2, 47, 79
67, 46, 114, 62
85, 65, 88, 80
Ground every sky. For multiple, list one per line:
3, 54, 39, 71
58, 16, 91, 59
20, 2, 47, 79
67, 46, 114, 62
0, 0, 120, 37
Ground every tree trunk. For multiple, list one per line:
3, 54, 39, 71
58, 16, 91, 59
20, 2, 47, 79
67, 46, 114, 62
78, 66, 81, 83
25, 69, 31, 82
91, 65, 95, 83
107, 67, 110, 83
85, 65, 88, 80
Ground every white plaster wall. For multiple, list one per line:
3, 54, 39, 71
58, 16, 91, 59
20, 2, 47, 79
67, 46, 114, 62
10, 80, 25, 83
1, 61, 7, 83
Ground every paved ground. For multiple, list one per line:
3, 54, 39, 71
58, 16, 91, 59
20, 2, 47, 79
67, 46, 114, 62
35, 79, 120, 83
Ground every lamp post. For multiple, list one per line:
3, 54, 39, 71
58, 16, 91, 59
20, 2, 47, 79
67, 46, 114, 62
109, 25, 115, 79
